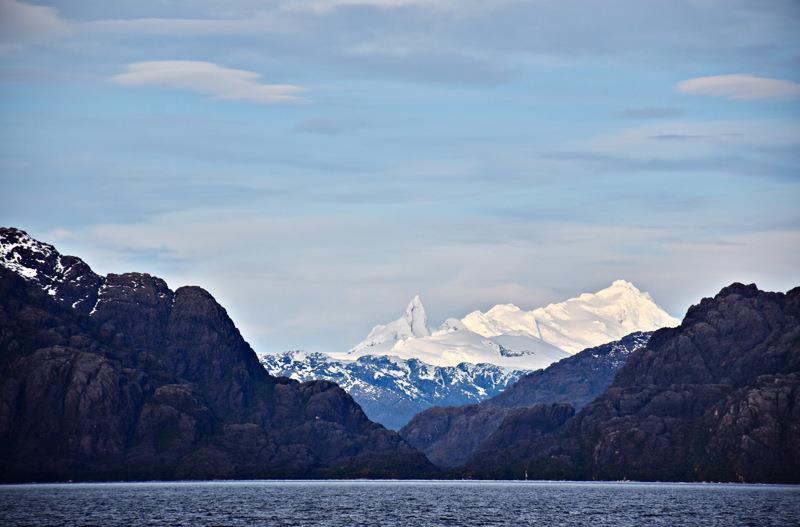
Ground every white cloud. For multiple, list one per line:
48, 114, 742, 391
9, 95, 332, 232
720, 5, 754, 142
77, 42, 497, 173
0, 0, 67, 51
110, 61, 306, 104
677, 74, 800, 101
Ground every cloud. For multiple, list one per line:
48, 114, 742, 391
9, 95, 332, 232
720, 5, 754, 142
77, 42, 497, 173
110, 61, 306, 104
677, 74, 800, 101
0, 0, 67, 51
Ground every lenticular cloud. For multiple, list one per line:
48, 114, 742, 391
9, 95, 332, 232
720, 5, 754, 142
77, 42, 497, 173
111, 60, 306, 104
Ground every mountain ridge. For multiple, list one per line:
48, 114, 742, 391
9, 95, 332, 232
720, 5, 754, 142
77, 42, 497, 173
0, 227, 435, 481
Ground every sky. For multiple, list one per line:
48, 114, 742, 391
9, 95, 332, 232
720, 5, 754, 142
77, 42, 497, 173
1, 0, 799, 353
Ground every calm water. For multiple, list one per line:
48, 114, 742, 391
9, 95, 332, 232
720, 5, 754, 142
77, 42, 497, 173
1, 480, 798, 526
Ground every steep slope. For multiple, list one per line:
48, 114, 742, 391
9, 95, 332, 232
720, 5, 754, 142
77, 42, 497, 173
400, 332, 650, 467
260, 352, 525, 429
463, 280, 679, 354
0, 228, 435, 481
463, 283, 800, 483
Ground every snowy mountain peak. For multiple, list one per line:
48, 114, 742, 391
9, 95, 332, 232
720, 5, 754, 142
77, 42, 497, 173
344, 280, 677, 368
610, 278, 637, 289
348, 295, 431, 355
0, 227, 56, 279
436, 318, 467, 334
404, 294, 430, 338
462, 304, 530, 339
597, 279, 648, 298
342, 292, 568, 369
0, 227, 104, 313
462, 280, 679, 354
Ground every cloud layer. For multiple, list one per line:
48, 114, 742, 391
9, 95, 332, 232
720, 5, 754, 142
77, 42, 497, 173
110, 61, 306, 104
678, 74, 800, 101
0, 0, 67, 50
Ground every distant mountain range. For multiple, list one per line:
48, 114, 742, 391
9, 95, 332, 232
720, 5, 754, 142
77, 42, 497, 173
340, 295, 568, 371
263, 282, 678, 428
340, 281, 678, 367
260, 352, 526, 430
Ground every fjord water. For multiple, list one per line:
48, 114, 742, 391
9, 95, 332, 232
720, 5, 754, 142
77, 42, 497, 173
1, 481, 798, 526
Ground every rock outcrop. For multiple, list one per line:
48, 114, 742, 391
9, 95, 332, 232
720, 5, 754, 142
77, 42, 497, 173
0, 228, 435, 482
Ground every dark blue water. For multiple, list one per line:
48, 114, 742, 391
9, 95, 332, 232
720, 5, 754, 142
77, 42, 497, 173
1, 480, 798, 526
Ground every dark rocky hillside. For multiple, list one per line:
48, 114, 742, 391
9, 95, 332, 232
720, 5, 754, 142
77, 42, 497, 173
0, 228, 435, 482
400, 333, 649, 467
463, 283, 800, 483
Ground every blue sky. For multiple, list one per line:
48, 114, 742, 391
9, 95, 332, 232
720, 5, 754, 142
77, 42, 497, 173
1, 0, 799, 353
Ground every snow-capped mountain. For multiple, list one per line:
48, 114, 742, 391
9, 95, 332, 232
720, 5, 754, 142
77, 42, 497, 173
349, 294, 431, 355
341, 298, 569, 370
463, 279, 679, 354
339, 281, 677, 370
260, 351, 525, 430
288, 285, 677, 428
0, 228, 103, 313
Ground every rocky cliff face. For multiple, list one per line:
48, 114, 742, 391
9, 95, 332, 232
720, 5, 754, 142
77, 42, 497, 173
462, 283, 800, 483
400, 332, 649, 467
0, 228, 434, 481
